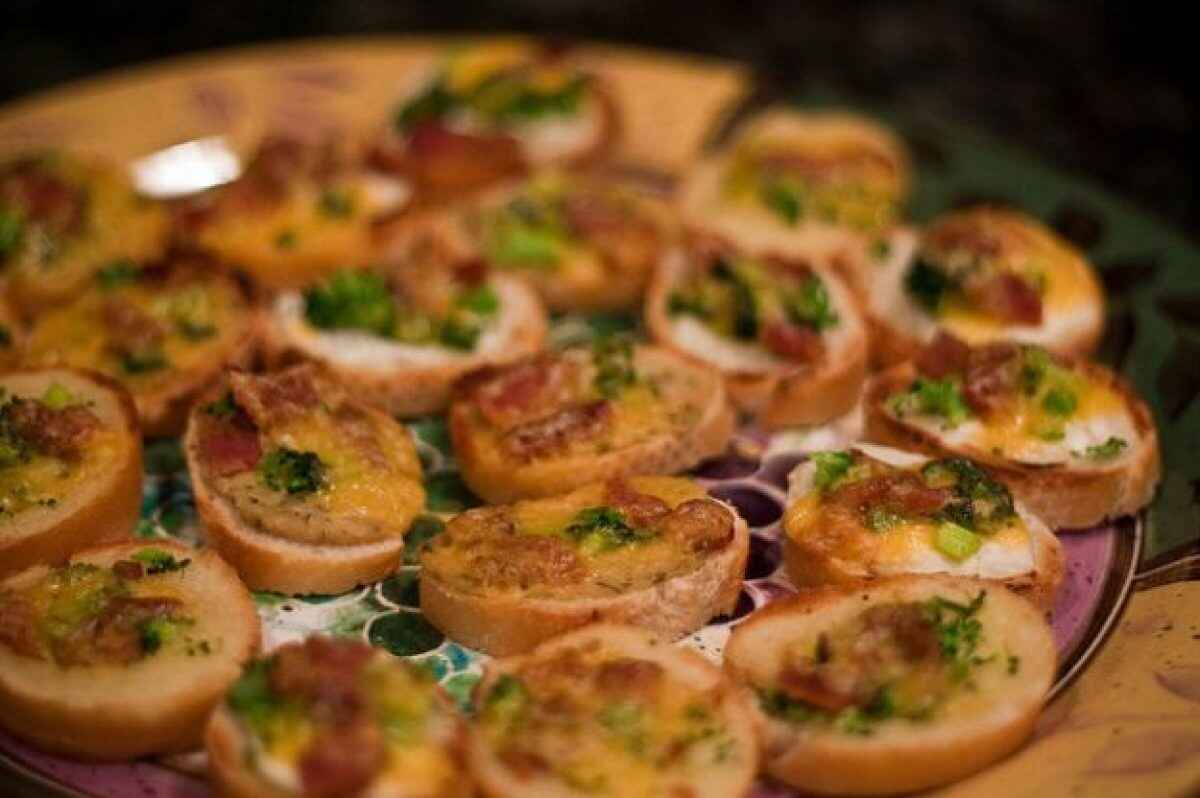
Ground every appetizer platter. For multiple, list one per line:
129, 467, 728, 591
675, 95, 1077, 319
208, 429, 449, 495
1, 35, 1198, 798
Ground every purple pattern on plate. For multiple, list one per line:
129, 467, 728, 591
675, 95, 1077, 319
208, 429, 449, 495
745, 533, 783, 579
694, 447, 761, 479
759, 453, 807, 491
709, 483, 784, 527
1051, 526, 1118, 655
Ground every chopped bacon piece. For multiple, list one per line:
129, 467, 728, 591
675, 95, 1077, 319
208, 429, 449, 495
916, 331, 972, 379
860, 604, 939, 662
202, 424, 262, 476
0, 592, 43, 660
777, 665, 857, 712
111, 560, 145, 581
298, 718, 385, 798
0, 160, 84, 235
762, 321, 825, 363
53, 596, 183, 667
828, 473, 951, 518
269, 637, 375, 703
501, 400, 612, 460
967, 272, 1043, 325
369, 122, 525, 202
228, 367, 321, 429
471, 355, 578, 429
1, 398, 99, 459
659, 499, 734, 553
604, 479, 670, 528
101, 297, 165, 357
962, 342, 1021, 415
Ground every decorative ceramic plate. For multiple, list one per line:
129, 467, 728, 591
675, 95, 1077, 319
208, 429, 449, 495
1, 36, 1197, 798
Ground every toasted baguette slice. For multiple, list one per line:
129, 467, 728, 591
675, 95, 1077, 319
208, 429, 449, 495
21, 257, 258, 436
175, 134, 413, 291
0, 540, 259, 760
645, 240, 868, 428
369, 39, 618, 205
467, 623, 760, 797
678, 108, 909, 264
0, 294, 24, 368
724, 576, 1056, 795
406, 168, 674, 313
0, 368, 142, 577
2, 151, 170, 313
783, 443, 1064, 610
421, 476, 749, 655
207, 637, 469, 798
863, 350, 1160, 530
450, 343, 735, 503
857, 208, 1105, 366
261, 267, 548, 417
185, 365, 425, 595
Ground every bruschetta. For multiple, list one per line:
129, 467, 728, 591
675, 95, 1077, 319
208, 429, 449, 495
448, 341, 735, 503
862, 333, 1160, 529
0, 293, 24, 369
421, 476, 749, 655
678, 108, 909, 266
0, 539, 258, 760
260, 236, 548, 417
185, 364, 425, 595
0, 369, 142, 577
646, 234, 868, 428
21, 256, 257, 436
0, 151, 170, 312
407, 169, 673, 313
859, 207, 1105, 365
783, 443, 1064, 610
174, 134, 412, 291
467, 623, 760, 797
206, 636, 468, 798
370, 38, 617, 204
724, 576, 1056, 795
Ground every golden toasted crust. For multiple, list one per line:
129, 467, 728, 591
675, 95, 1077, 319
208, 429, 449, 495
419, 501, 749, 656
644, 247, 869, 428
0, 368, 143, 578
259, 275, 549, 417
466, 623, 761, 798
449, 348, 736, 504
863, 361, 1161, 530
183, 374, 421, 595
724, 576, 1055, 795
0, 540, 260, 760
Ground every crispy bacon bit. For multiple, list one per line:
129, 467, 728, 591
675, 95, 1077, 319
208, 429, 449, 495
2, 398, 99, 459
658, 499, 734, 553
762, 321, 825, 363
53, 596, 183, 667
471, 355, 576, 429
829, 474, 951, 518
101, 297, 166, 356
967, 272, 1043, 325
595, 657, 664, 696
299, 719, 385, 798
778, 665, 857, 712
498, 748, 552, 780
501, 400, 612, 460
203, 425, 262, 476
111, 560, 145, 581
228, 367, 321, 428
453, 256, 488, 286
961, 342, 1021, 415
916, 331, 972, 379
269, 636, 375, 708
861, 604, 939, 662
0, 160, 84, 235
604, 479, 670, 528
370, 122, 525, 202
0, 592, 43, 659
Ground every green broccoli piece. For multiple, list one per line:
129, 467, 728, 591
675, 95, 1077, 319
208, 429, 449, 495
304, 269, 396, 336
1078, 436, 1128, 461
564, 506, 652, 554
890, 378, 971, 429
785, 276, 839, 331
132, 547, 191, 575
812, 450, 855, 493
592, 334, 637, 398
258, 447, 325, 495
921, 458, 1015, 531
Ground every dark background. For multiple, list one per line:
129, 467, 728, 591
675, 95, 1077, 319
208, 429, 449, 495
1, 1, 1195, 237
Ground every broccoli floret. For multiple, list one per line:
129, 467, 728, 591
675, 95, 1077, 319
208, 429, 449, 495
890, 378, 971, 429
812, 450, 855, 493
139, 617, 182, 654
564, 506, 652, 554
258, 447, 325, 495
922, 458, 1015, 531
1041, 387, 1078, 417
304, 270, 396, 336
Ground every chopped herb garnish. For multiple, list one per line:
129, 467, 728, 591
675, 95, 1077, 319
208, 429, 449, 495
394, 80, 458, 131
921, 458, 1015, 532
139, 617, 182, 654
120, 349, 168, 375
761, 179, 803, 225
785, 277, 839, 331
456, 284, 500, 316
812, 450, 855, 493
1078, 436, 1128, 460
890, 377, 971, 429
923, 591, 987, 682
564, 506, 654, 554
1041, 387, 1078, 417
934, 521, 981, 561
258, 447, 325, 495
592, 334, 637, 398
131, 547, 191, 575
438, 315, 483, 350
41, 382, 76, 410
